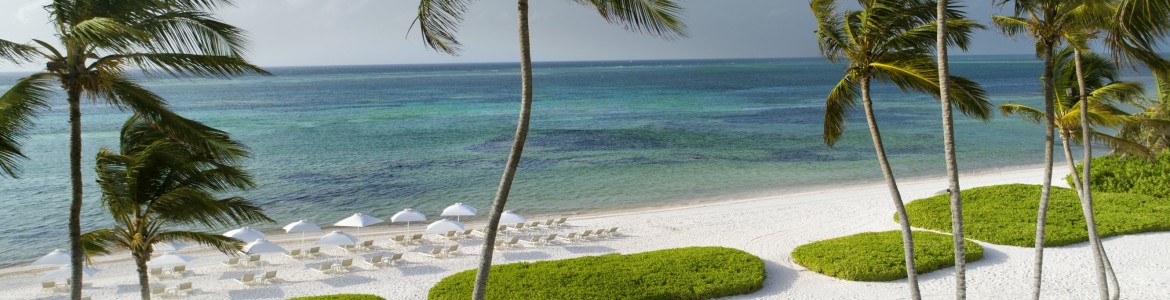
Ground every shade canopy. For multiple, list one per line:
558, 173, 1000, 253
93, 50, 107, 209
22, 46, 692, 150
315, 231, 359, 246
152, 241, 192, 252
32, 249, 71, 266
41, 265, 97, 280
283, 220, 323, 234
223, 227, 266, 242
148, 253, 197, 267
426, 219, 465, 234
242, 239, 286, 254
390, 208, 427, 223
441, 203, 477, 217
500, 210, 526, 224
334, 213, 385, 228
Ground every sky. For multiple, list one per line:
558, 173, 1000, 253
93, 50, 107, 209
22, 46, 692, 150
0, 0, 1036, 70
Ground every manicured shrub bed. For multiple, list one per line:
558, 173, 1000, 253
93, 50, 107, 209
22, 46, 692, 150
791, 231, 982, 281
904, 184, 1170, 246
1070, 151, 1170, 198
429, 247, 765, 300
288, 294, 385, 300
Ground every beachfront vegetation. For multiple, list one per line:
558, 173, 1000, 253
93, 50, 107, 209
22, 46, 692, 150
289, 295, 386, 300
80, 115, 272, 300
413, 1, 686, 299
0, 1, 267, 297
1070, 152, 1170, 199
810, 0, 990, 297
791, 231, 983, 282
428, 247, 764, 300
904, 184, 1170, 247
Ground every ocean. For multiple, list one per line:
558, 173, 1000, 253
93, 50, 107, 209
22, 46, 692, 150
0, 55, 1150, 266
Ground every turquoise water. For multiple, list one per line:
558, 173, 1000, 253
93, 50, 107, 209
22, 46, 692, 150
0, 56, 1144, 266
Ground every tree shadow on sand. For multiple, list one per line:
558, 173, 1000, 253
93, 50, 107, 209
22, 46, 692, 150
226, 286, 284, 299
501, 251, 551, 261
563, 245, 615, 254
396, 264, 447, 276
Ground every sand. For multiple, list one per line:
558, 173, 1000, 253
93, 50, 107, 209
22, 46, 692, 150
2, 165, 1168, 299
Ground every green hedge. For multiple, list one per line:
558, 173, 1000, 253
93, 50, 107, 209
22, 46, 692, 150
791, 231, 982, 281
288, 295, 385, 300
905, 184, 1170, 246
1068, 151, 1170, 198
429, 247, 765, 300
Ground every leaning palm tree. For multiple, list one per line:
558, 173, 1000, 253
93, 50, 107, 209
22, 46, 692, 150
933, 0, 970, 297
413, 1, 685, 298
812, 0, 991, 298
0, 1, 266, 297
82, 114, 273, 300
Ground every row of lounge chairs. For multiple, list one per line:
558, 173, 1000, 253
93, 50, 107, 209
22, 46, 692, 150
235, 271, 278, 286
149, 265, 189, 279
149, 281, 195, 298
495, 227, 620, 249
312, 253, 405, 275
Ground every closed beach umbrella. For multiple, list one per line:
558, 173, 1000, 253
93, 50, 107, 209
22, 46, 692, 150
223, 227, 266, 242
499, 210, 526, 225
148, 253, 197, 267
426, 219, 465, 234
41, 265, 97, 280
391, 208, 427, 233
315, 231, 359, 246
283, 220, 324, 249
334, 213, 385, 236
153, 241, 191, 252
32, 249, 71, 266
441, 203, 477, 222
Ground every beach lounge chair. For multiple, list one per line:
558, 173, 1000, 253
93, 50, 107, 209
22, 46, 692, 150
285, 249, 302, 259
261, 271, 277, 284
529, 221, 543, 230
543, 233, 558, 245
580, 230, 594, 240
314, 262, 335, 275
388, 252, 403, 265
444, 244, 460, 256
235, 273, 257, 286
337, 258, 355, 272
409, 234, 423, 244
460, 229, 475, 238
423, 247, 444, 259
221, 257, 240, 267
367, 255, 387, 267
594, 228, 608, 238
173, 282, 193, 296
521, 235, 543, 247
513, 223, 526, 231
171, 265, 187, 277
606, 227, 620, 236
360, 240, 375, 250
392, 234, 407, 246
544, 219, 555, 227
41, 281, 64, 294
553, 217, 568, 227
246, 254, 261, 266
502, 236, 520, 248
149, 267, 165, 279
338, 244, 358, 252
151, 286, 167, 296
559, 232, 578, 242
307, 247, 321, 257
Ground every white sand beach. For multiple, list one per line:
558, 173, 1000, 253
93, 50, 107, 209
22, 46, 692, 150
2, 165, 1168, 299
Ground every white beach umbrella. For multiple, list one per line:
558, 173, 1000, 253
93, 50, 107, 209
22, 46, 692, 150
223, 227, 266, 242
499, 210, 526, 225
426, 219, 465, 235
283, 220, 324, 249
441, 202, 477, 222
314, 231, 359, 246
152, 241, 192, 252
41, 265, 97, 280
147, 253, 197, 267
32, 249, 71, 266
334, 213, 385, 236
391, 208, 427, 233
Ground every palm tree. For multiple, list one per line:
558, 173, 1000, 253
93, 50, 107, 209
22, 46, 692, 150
1117, 76, 1170, 152
0, 1, 267, 298
933, 0, 970, 297
811, 1, 991, 298
82, 115, 273, 300
413, 1, 685, 298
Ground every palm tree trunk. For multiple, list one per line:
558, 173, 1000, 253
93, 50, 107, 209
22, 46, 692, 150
1032, 41, 1056, 300
861, 78, 921, 300
935, 2, 967, 298
133, 251, 152, 300
1073, 48, 1110, 300
67, 83, 84, 300
1061, 130, 1084, 194
471, 1, 532, 299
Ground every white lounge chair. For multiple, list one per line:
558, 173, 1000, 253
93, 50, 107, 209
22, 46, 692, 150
360, 240, 375, 250
543, 233, 558, 245
260, 270, 277, 284
149, 267, 165, 279
423, 247, 444, 259
559, 232, 579, 242
553, 217, 568, 227
221, 257, 241, 267
409, 234, 424, 244
41, 281, 64, 294
388, 252, 403, 265
307, 247, 321, 257
151, 285, 167, 296
285, 249, 303, 259
171, 265, 187, 277
444, 244, 461, 256
367, 255, 386, 267
314, 262, 335, 275
605, 227, 620, 236
173, 282, 193, 296
337, 258, 355, 272
235, 273, 257, 286
460, 229, 475, 238
246, 254, 261, 266
392, 234, 407, 246
580, 230, 594, 240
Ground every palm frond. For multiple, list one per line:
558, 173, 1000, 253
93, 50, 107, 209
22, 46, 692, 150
1000, 103, 1046, 124
823, 76, 859, 146
0, 39, 39, 64
811, 0, 848, 61
153, 192, 272, 228
155, 230, 243, 255
1108, 0, 1170, 69
94, 53, 268, 78
133, 10, 249, 57
413, 0, 473, 54
991, 15, 1034, 40
1089, 131, 1152, 157
573, 0, 688, 39
0, 73, 58, 178
80, 229, 118, 263
68, 17, 149, 52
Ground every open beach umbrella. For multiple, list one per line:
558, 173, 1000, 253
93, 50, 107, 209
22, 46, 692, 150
334, 213, 385, 237
153, 241, 192, 252
426, 219, 465, 235
441, 203, 477, 222
223, 227, 266, 242
283, 220, 324, 249
148, 253, 197, 267
391, 208, 427, 234
243, 239, 286, 272
315, 231, 359, 246
32, 249, 71, 266
500, 210, 526, 225
41, 265, 97, 280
